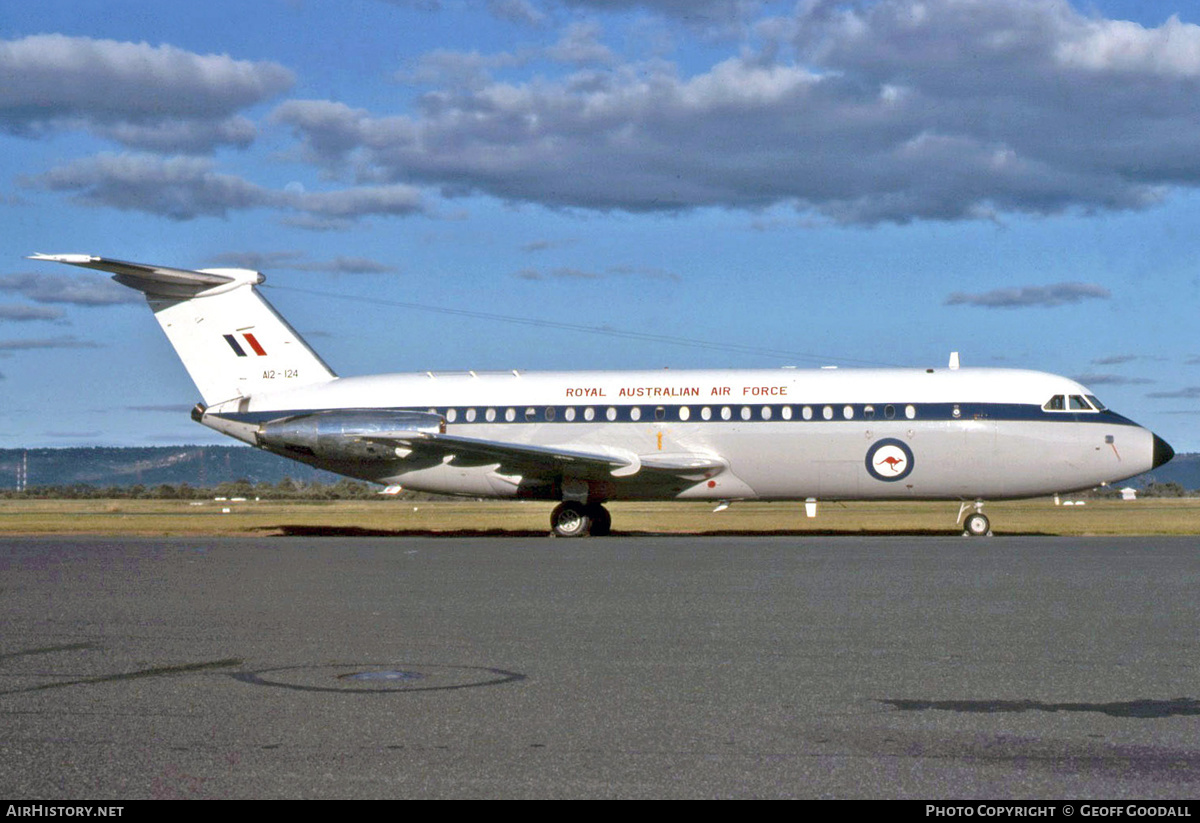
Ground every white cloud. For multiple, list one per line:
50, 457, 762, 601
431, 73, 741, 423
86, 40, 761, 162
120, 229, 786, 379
0, 272, 139, 306
26, 153, 426, 224
944, 282, 1111, 308
270, 0, 1200, 224
0, 34, 293, 153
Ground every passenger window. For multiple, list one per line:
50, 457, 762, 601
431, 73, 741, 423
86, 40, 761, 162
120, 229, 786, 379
525, 407, 537, 421
761, 406, 772, 420
740, 406, 751, 420
822, 406, 833, 420
584, 407, 595, 421
843, 405, 854, 420
654, 406, 666, 421
721, 406, 732, 420
505, 408, 515, 422
701, 407, 712, 421
679, 406, 690, 421
802, 406, 813, 420
781, 406, 793, 420
630, 407, 642, 421
565, 407, 576, 421
884, 404, 895, 420
466, 408, 477, 422
545, 407, 556, 421
485, 408, 496, 422
446, 408, 458, 423
606, 407, 617, 421
863, 405, 875, 420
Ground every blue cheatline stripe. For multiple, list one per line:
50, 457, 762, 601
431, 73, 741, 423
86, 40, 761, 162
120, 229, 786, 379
211, 402, 1142, 428
223, 334, 247, 357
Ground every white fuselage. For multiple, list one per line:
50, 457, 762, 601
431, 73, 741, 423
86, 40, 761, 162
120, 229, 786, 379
203, 365, 1161, 502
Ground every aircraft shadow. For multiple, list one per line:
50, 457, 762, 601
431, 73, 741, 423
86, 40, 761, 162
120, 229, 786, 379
261, 525, 1052, 538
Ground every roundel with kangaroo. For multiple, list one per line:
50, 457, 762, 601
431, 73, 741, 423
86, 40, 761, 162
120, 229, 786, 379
865, 438, 914, 482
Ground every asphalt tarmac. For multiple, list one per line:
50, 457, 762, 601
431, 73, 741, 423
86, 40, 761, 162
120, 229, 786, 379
2, 535, 1199, 799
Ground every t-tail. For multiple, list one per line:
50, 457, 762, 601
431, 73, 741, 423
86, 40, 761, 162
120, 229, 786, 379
28, 254, 337, 406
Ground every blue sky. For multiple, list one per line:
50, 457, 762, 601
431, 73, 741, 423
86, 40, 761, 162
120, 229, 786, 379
2, 0, 1198, 450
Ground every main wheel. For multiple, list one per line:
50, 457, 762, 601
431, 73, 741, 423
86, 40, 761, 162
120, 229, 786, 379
964, 512, 991, 536
586, 504, 611, 536
551, 501, 591, 537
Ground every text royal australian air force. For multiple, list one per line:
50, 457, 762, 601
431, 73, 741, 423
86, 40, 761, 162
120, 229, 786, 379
565, 383, 787, 399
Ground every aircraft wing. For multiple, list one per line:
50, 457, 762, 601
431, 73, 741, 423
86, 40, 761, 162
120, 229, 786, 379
362, 431, 725, 480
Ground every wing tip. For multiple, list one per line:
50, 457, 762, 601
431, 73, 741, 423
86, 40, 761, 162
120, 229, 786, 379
27, 253, 98, 264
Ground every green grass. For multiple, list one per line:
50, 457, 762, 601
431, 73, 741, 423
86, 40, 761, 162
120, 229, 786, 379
1, 497, 1198, 536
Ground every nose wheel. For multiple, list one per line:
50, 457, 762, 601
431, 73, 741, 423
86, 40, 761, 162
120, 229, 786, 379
963, 512, 991, 536
958, 501, 992, 537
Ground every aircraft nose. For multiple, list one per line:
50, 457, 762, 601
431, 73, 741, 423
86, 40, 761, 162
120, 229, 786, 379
1152, 434, 1175, 469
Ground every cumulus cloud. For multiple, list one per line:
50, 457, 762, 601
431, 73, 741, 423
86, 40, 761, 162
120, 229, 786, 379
558, 0, 769, 25
270, 0, 1200, 223
0, 272, 139, 306
125, 404, 196, 413
515, 264, 679, 281
522, 238, 578, 252
488, 0, 547, 26
1092, 354, 1140, 366
207, 251, 308, 270
1147, 386, 1200, 399
0, 335, 100, 350
0, 34, 293, 153
1072, 373, 1154, 386
0, 304, 64, 321
209, 251, 396, 274
944, 282, 1110, 309
26, 153, 426, 223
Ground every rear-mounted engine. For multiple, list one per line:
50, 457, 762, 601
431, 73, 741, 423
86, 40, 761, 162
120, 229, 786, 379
256, 409, 444, 460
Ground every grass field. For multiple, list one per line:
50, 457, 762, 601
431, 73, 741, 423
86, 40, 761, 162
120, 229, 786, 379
1, 497, 1199, 536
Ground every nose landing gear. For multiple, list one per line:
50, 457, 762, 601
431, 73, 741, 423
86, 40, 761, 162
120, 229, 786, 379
957, 501, 992, 537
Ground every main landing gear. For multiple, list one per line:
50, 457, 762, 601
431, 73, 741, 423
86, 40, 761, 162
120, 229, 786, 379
957, 501, 992, 537
550, 501, 612, 537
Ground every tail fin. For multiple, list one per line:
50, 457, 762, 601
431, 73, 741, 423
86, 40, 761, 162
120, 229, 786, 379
29, 254, 337, 405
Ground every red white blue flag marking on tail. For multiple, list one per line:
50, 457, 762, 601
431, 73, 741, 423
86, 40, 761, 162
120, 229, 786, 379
224, 332, 267, 357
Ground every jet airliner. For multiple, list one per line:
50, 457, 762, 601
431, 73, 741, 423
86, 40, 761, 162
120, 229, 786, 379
30, 254, 1174, 537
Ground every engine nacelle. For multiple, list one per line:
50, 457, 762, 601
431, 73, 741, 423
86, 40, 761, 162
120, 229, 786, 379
256, 409, 444, 461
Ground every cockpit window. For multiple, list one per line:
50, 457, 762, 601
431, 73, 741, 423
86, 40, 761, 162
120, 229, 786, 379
1045, 394, 1100, 413
1086, 394, 1107, 411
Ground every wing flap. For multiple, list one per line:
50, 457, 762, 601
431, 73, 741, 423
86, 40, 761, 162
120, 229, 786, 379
362, 431, 632, 475
362, 431, 725, 480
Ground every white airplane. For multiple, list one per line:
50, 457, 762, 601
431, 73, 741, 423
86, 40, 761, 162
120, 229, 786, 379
31, 253, 1174, 537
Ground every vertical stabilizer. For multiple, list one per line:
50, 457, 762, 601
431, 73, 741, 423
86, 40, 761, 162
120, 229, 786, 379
29, 254, 337, 405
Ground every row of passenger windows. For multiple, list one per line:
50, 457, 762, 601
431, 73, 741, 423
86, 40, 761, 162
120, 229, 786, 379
438, 403, 920, 424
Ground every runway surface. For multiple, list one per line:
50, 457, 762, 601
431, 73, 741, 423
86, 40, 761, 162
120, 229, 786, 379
2, 534, 1199, 799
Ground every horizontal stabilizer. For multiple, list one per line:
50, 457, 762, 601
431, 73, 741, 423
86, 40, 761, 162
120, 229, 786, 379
27, 254, 260, 298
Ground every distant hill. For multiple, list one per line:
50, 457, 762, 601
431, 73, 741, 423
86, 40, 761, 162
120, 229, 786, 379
1131, 452, 1200, 491
1, 445, 1196, 492
0, 446, 344, 490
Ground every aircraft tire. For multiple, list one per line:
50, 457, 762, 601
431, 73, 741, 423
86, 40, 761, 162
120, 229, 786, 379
586, 504, 612, 536
551, 501, 592, 538
964, 512, 991, 537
